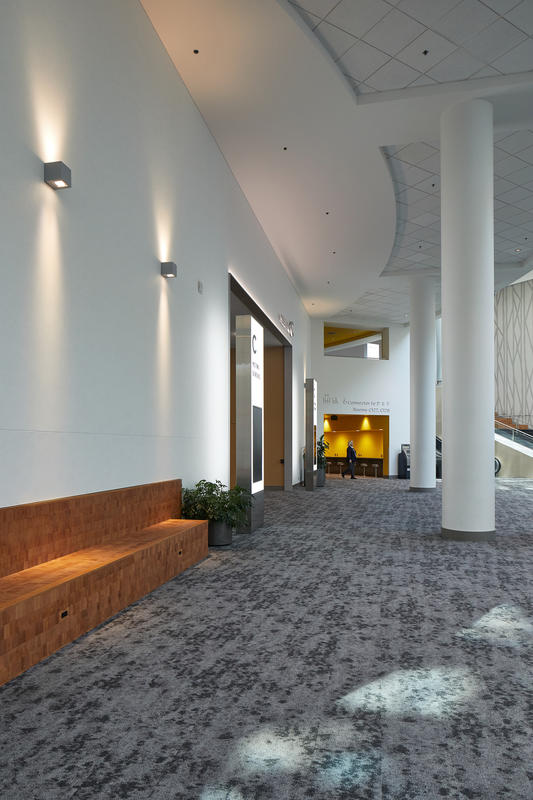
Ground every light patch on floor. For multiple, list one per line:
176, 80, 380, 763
200, 788, 247, 800
235, 729, 307, 774
337, 667, 480, 717
317, 750, 381, 790
457, 604, 533, 647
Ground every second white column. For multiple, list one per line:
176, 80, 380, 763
410, 276, 436, 492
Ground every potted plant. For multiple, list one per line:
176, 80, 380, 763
182, 480, 252, 546
316, 434, 329, 487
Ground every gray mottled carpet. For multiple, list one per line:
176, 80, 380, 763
1, 478, 532, 800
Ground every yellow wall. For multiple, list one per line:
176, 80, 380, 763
326, 430, 383, 459
324, 414, 389, 475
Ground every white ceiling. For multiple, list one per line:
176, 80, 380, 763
291, 0, 533, 95
384, 129, 533, 278
141, 0, 533, 325
142, 0, 396, 320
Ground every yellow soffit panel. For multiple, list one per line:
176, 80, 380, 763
324, 326, 379, 348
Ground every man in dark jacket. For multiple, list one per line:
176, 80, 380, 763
342, 440, 357, 479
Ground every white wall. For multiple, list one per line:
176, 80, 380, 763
0, 0, 309, 506
310, 322, 410, 475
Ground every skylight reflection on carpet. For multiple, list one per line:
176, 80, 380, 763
457, 604, 533, 648
317, 750, 382, 791
236, 729, 307, 773
200, 788, 246, 800
337, 667, 479, 717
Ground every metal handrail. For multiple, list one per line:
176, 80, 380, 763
494, 419, 533, 447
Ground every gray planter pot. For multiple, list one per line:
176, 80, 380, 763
208, 520, 232, 546
316, 467, 326, 487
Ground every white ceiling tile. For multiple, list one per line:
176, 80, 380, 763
290, 5, 322, 28
465, 19, 527, 61
495, 177, 517, 193
416, 174, 440, 193
326, 0, 391, 38
403, 221, 427, 235
517, 145, 533, 163
410, 212, 440, 226
512, 194, 533, 211
497, 130, 533, 154
395, 0, 462, 28
492, 37, 533, 73
494, 154, 530, 176
365, 58, 422, 90
494, 129, 517, 142
506, 1, 533, 35
511, 211, 533, 226
495, 220, 515, 233
409, 74, 438, 86
396, 141, 438, 164
433, 0, 498, 46
471, 64, 503, 78
505, 164, 533, 184
482, 0, 524, 13
410, 194, 441, 213
416, 227, 441, 243
356, 81, 378, 94
389, 160, 433, 185
494, 147, 511, 163
363, 9, 425, 56
498, 185, 532, 203
396, 186, 430, 204
338, 39, 390, 81
315, 21, 357, 59
427, 47, 484, 82
291, 0, 340, 18
416, 151, 441, 172
396, 30, 457, 72
496, 204, 525, 219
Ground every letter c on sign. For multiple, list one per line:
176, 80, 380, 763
252, 334, 257, 354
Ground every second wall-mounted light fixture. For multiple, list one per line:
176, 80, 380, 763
161, 262, 177, 278
44, 161, 71, 189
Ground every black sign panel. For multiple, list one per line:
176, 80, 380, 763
253, 405, 263, 483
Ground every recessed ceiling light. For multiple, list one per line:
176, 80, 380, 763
515, 248, 522, 253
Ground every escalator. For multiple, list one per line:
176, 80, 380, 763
436, 435, 501, 476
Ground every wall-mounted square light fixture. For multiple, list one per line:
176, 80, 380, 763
44, 161, 71, 189
161, 262, 177, 278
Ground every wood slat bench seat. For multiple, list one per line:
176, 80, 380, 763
0, 481, 208, 686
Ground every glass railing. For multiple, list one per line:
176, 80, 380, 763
494, 420, 533, 450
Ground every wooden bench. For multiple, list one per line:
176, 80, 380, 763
0, 479, 207, 686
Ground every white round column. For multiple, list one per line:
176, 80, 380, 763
410, 276, 436, 492
440, 98, 495, 540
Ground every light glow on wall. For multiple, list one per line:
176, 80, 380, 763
156, 281, 171, 432
25, 39, 70, 163
154, 201, 172, 264
33, 195, 66, 424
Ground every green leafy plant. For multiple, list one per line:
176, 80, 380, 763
182, 480, 252, 528
317, 434, 329, 470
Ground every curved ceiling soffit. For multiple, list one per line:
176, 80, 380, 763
141, 0, 397, 318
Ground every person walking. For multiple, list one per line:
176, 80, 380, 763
342, 440, 357, 479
